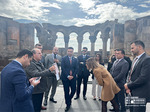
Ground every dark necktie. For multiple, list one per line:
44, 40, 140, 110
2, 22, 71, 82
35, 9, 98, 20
83, 55, 86, 61
69, 57, 72, 64
69, 57, 72, 75
128, 57, 138, 81
54, 54, 57, 59
113, 59, 119, 68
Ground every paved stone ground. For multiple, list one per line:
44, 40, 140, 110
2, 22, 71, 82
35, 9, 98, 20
41, 81, 150, 112
0, 71, 149, 112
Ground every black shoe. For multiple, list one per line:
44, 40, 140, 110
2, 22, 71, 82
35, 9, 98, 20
93, 98, 96, 100
99, 99, 101, 101
50, 98, 57, 103
65, 106, 70, 111
74, 96, 79, 100
43, 99, 47, 106
109, 108, 115, 111
41, 106, 47, 110
83, 96, 87, 100
120, 109, 126, 112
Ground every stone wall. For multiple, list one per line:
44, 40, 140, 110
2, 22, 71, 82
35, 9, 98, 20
0, 16, 34, 70
0, 15, 150, 70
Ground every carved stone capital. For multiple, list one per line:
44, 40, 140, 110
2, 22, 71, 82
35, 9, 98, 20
89, 36, 96, 43
77, 36, 83, 43
64, 36, 69, 43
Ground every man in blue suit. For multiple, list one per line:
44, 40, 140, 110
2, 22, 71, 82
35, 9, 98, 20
0, 49, 40, 112
61, 47, 78, 111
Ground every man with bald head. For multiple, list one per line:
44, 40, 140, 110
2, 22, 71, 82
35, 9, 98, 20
44, 47, 62, 106
25, 48, 55, 112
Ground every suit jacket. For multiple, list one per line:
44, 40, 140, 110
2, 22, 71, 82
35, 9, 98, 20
127, 53, 150, 102
25, 59, 55, 94
0, 61, 34, 112
45, 53, 62, 78
110, 58, 129, 88
77, 55, 90, 76
61, 56, 78, 81
45, 53, 62, 68
93, 66, 120, 101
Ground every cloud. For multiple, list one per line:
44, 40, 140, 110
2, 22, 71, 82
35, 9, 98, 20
76, 0, 99, 11
116, 0, 128, 3
66, 2, 150, 26
56, 0, 99, 11
0, 0, 61, 21
138, 4, 149, 8
144, 0, 150, 3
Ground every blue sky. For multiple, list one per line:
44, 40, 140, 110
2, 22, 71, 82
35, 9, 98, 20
0, 0, 150, 51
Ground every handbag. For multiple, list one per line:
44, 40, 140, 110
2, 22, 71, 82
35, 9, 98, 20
125, 93, 146, 107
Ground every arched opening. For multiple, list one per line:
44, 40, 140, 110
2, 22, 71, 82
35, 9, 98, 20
69, 32, 78, 52
34, 28, 39, 45
95, 31, 103, 51
107, 38, 110, 51
55, 32, 65, 48
82, 32, 91, 51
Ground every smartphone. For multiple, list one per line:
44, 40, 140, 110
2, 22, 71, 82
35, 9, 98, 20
34, 77, 41, 82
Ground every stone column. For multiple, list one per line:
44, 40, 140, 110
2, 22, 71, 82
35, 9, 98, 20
113, 23, 124, 50
102, 38, 108, 62
77, 35, 83, 55
0, 20, 7, 51
124, 20, 136, 55
64, 35, 69, 54
20, 24, 34, 50
89, 36, 96, 56
46, 33, 57, 50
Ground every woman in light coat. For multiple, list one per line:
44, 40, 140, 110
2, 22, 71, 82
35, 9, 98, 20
86, 57, 120, 112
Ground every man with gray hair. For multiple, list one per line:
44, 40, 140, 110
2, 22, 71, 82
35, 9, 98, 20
25, 48, 55, 112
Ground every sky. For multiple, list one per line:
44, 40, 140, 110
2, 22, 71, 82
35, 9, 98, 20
0, 0, 150, 51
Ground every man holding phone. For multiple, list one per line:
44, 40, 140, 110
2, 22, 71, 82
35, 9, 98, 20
0, 49, 40, 112
25, 48, 55, 112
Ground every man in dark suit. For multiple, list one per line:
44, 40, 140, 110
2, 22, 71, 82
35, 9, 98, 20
74, 47, 90, 100
124, 40, 150, 112
0, 49, 40, 112
110, 49, 129, 112
25, 48, 55, 112
61, 47, 78, 111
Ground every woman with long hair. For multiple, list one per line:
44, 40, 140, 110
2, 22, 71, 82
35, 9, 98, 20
92, 54, 104, 100
86, 57, 120, 112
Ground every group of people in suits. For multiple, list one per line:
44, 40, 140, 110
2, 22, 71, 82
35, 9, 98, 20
1, 40, 150, 112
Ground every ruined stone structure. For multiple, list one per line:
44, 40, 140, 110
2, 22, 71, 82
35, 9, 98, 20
0, 15, 150, 70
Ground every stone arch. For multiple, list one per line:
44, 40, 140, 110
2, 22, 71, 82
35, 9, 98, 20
35, 20, 120, 58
